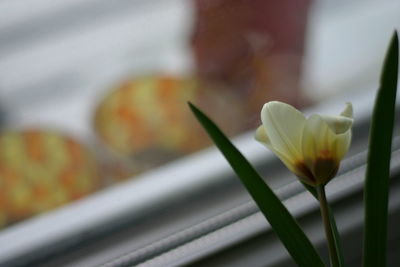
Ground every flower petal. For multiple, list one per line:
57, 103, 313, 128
261, 101, 306, 161
302, 114, 352, 160
302, 115, 326, 161
256, 124, 299, 174
318, 115, 353, 134
302, 113, 352, 184
315, 103, 353, 135
340, 102, 353, 119
303, 103, 352, 160
255, 125, 270, 146
332, 130, 352, 161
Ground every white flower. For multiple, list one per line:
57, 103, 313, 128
255, 101, 353, 186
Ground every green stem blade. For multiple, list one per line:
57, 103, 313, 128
303, 183, 345, 267
363, 31, 399, 267
189, 102, 325, 267
317, 186, 340, 267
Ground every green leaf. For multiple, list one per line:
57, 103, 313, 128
189, 103, 325, 267
303, 183, 345, 267
363, 31, 399, 267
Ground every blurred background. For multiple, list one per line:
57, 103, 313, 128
0, 0, 399, 260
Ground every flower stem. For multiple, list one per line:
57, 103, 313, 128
317, 185, 340, 267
